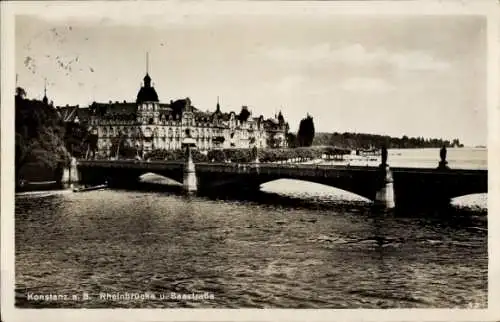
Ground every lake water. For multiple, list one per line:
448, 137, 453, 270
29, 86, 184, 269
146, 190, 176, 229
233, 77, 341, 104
15, 148, 488, 308
326, 147, 487, 170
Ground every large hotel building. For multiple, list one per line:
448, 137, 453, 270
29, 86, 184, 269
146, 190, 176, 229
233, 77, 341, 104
58, 69, 289, 157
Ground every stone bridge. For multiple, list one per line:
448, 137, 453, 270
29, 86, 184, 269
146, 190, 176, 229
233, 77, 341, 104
73, 156, 487, 209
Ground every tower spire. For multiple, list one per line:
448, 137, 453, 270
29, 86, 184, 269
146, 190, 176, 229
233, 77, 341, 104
42, 77, 48, 105
143, 52, 152, 88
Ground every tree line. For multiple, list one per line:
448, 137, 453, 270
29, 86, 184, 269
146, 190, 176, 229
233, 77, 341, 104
15, 87, 97, 183
143, 146, 350, 163
312, 132, 463, 149
288, 114, 462, 149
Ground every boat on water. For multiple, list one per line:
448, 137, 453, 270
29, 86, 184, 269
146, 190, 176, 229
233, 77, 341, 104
16, 180, 61, 192
72, 184, 108, 193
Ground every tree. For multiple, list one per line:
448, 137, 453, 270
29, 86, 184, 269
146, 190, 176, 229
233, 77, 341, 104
15, 91, 71, 183
16, 87, 27, 99
297, 114, 315, 147
84, 133, 99, 159
277, 111, 285, 125
286, 133, 297, 148
64, 122, 94, 158
110, 132, 133, 159
266, 133, 279, 148
250, 146, 259, 161
238, 106, 251, 123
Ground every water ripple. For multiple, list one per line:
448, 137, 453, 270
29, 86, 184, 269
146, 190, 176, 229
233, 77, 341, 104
15, 188, 487, 308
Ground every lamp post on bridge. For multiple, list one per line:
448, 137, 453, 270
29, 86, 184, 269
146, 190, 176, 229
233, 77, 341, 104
381, 146, 388, 167
182, 128, 198, 193
438, 146, 450, 170
374, 145, 395, 209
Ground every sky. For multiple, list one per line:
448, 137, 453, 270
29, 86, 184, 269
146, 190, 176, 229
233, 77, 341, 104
15, 7, 487, 146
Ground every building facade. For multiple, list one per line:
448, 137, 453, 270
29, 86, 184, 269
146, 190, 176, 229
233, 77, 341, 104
83, 72, 288, 158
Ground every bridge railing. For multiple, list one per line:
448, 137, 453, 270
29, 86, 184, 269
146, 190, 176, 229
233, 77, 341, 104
76, 159, 487, 175
78, 159, 379, 171
194, 162, 381, 177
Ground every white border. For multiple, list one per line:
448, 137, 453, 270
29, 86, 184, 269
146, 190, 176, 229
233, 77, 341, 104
2, 1, 499, 321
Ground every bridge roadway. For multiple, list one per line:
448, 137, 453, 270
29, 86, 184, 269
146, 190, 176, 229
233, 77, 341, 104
76, 159, 488, 207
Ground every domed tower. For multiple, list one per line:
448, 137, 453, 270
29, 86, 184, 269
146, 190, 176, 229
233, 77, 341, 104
136, 53, 160, 125
136, 74, 159, 104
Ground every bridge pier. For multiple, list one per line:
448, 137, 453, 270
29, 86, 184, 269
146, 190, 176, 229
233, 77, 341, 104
374, 147, 395, 209
182, 130, 198, 193
61, 157, 80, 188
253, 146, 260, 174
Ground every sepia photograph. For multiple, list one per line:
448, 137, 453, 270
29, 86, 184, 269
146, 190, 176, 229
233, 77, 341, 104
1, 0, 498, 321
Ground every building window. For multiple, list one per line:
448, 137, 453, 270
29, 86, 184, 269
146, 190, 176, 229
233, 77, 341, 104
149, 118, 154, 125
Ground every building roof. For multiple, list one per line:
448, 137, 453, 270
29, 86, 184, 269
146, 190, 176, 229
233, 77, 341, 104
56, 105, 91, 123
57, 105, 80, 122
193, 110, 212, 123
136, 86, 159, 104
221, 113, 231, 122
263, 118, 283, 130
76, 108, 90, 123
90, 102, 137, 118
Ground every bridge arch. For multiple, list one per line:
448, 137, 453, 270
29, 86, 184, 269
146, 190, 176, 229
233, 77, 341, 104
260, 179, 372, 203
391, 168, 487, 206
138, 172, 182, 186
195, 168, 383, 202
77, 162, 185, 187
450, 193, 487, 211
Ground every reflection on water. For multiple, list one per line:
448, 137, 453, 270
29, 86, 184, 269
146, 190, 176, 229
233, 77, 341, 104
15, 181, 487, 308
262, 180, 371, 202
